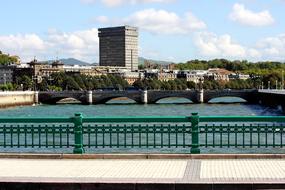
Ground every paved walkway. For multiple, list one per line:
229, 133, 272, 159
0, 158, 284, 184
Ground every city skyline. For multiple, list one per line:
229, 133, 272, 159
0, 0, 285, 63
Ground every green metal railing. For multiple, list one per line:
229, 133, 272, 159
0, 113, 284, 154
199, 116, 285, 149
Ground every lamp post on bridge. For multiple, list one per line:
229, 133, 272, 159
47, 76, 54, 91
198, 77, 204, 90
3, 73, 6, 85
32, 76, 38, 91
48, 76, 53, 86
268, 81, 271, 90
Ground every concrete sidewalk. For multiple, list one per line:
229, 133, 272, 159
0, 158, 284, 189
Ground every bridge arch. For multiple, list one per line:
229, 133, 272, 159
105, 96, 138, 104
147, 91, 199, 104
40, 96, 86, 104
207, 96, 247, 103
96, 96, 141, 104
203, 90, 258, 104
38, 91, 88, 104
154, 97, 194, 104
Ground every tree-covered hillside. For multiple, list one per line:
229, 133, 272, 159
175, 59, 285, 75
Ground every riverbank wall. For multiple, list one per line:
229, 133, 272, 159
0, 91, 36, 108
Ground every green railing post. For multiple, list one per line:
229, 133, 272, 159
191, 112, 200, 154
73, 113, 85, 154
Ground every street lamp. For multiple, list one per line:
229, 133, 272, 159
261, 82, 264, 90
276, 80, 278, 90
268, 81, 271, 90
48, 76, 53, 90
3, 73, 6, 85
198, 77, 204, 90
32, 76, 39, 91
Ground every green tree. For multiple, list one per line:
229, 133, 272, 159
74, 75, 86, 90
65, 76, 81, 90
15, 75, 32, 90
0, 53, 18, 65
133, 79, 145, 89
0, 83, 14, 91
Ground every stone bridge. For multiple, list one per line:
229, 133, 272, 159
147, 90, 200, 103
39, 91, 143, 104
203, 89, 258, 103
94, 90, 143, 104
38, 89, 258, 104
257, 90, 285, 109
39, 91, 88, 104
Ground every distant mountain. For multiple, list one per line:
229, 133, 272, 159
49, 57, 171, 66
139, 57, 174, 66
59, 58, 91, 66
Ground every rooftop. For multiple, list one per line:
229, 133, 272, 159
98, 25, 138, 32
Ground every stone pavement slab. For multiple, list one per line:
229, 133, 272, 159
0, 159, 187, 182
0, 158, 284, 184
200, 160, 285, 179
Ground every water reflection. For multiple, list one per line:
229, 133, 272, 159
209, 97, 247, 104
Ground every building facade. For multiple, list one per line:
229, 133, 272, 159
177, 70, 207, 83
158, 72, 177, 81
26, 59, 64, 83
118, 71, 144, 85
207, 68, 234, 81
0, 66, 15, 84
64, 65, 104, 77
98, 26, 138, 71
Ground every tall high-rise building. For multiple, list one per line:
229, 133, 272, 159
98, 26, 138, 71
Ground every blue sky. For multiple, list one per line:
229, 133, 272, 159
0, 0, 284, 63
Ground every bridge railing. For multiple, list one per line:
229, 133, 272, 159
0, 113, 284, 154
0, 117, 75, 152
199, 115, 285, 150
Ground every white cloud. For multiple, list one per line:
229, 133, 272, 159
0, 34, 45, 51
0, 28, 99, 63
46, 28, 99, 62
96, 9, 206, 34
81, 0, 174, 6
248, 48, 261, 58
255, 34, 285, 59
194, 32, 247, 58
229, 3, 274, 27
0, 34, 47, 62
184, 12, 207, 31
101, 0, 124, 7
80, 0, 97, 4
194, 31, 285, 61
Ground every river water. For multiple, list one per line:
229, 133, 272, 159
0, 97, 282, 117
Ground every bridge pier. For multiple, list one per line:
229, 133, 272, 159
86, 91, 93, 104
141, 90, 148, 104
197, 89, 204, 103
